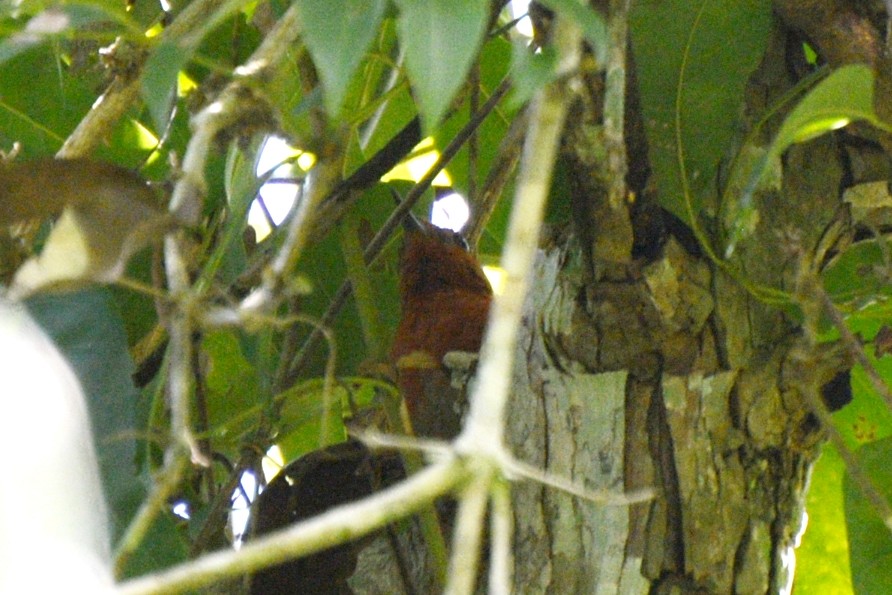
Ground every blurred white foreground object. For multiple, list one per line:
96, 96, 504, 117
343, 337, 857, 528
0, 299, 111, 592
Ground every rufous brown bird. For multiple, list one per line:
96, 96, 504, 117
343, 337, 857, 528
391, 222, 493, 439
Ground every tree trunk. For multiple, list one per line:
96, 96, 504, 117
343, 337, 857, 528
508, 235, 828, 593
506, 16, 855, 595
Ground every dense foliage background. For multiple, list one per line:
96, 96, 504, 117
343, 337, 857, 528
3, 0, 892, 593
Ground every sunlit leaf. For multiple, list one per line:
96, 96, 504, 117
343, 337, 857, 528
727, 65, 892, 254
772, 65, 885, 154
795, 446, 853, 594
845, 437, 892, 594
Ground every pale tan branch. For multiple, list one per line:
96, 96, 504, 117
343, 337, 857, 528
116, 459, 468, 595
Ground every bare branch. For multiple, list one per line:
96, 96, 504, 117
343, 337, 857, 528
116, 459, 468, 595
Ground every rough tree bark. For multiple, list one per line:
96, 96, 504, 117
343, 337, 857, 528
505, 6, 875, 594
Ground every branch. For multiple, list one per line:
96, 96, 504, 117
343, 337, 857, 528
115, 459, 468, 595
449, 12, 582, 590
445, 472, 491, 594
458, 15, 580, 455
466, 108, 527, 249
58, 0, 231, 159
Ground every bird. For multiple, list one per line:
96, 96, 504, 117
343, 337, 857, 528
390, 220, 493, 440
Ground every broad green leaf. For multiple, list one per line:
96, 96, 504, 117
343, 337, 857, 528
430, 34, 514, 198
276, 377, 389, 463
26, 289, 145, 542
142, 2, 255, 131
395, 0, 488, 130
823, 240, 892, 306
837, 356, 892, 448
0, 45, 100, 154
294, 0, 387, 116
845, 437, 892, 594
631, 0, 771, 223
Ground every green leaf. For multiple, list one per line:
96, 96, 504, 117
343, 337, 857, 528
772, 65, 885, 152
26, 289, 145, 542
203, 329, 263, 450
509, 42, 558, 109
845, 437, 892, 594
795, 446, 853, 594
276, 377, 388, 462
430, 35, 514, 197
141, 41, 186, 132
631, 0, 772, 223
0, 45, 100, 154
823, 240, 892, 306
395, 0, 488, 130
727, 65, 891, 255
294, 0, 387, 116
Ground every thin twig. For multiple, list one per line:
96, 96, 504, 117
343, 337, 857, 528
189, 452, 260, 557
164, 231, 207, 465
817, 286, 892, 411
114, 453, 189, 577
795, 267, 892, 531
504, 455, 656, 506
468, 65, 480, 205
793, 347, 892, 531
466, 108, 527, 249
359, 429, 655, 505
260, 156, 342, 300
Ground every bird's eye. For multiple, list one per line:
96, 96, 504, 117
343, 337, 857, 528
452, 233, 470, 251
